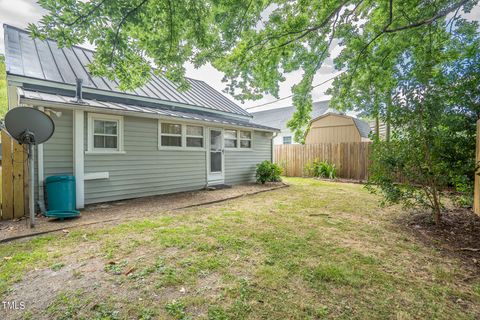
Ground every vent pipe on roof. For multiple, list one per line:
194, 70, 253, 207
74, 78, 84, 104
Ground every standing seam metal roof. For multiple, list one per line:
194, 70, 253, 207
3, 24, 251, 117
19, 89, 279, 132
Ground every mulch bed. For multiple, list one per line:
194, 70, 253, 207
401, 208, 480, 270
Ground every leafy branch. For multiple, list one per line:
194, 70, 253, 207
63, 0, 109, 26
110, 0, 149, 65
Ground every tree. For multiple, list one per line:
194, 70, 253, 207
30, 0, 478, 141
365, 20, 479, 223
0, 55, 8, 117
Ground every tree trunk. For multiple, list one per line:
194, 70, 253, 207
431, 186, 442, 225
375, 115, 380, 141
385, 115, 390, 142
386, 95, 392, 142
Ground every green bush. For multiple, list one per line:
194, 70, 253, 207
305, 160, 337, 179
452, 175, 474, 208
256, 160, 282, 184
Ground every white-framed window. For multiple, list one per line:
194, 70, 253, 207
240, 130, 252, 148
158, 121, 205, 150
160, 122, 182, 147
224, 129, 253, 150
186, 125, 204, 148
224, 130, 238, 148
283, 136, 292, 145
87, 113, 124, 153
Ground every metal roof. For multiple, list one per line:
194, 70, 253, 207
4, 24, 251, 118
251, 101, 331, 130
19, 89, 279, 132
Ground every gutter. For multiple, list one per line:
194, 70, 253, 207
8, 74, 253, 121
19, 95, 280, 134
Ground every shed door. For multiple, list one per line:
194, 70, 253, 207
207, 128, 225, 185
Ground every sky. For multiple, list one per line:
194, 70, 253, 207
0, 0, 479, 113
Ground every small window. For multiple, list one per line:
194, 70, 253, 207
87, 113, 124, 153
224, 130, 237, 148
240, 131, 252, 148
94, 120, 118, 149
186, 125, 204, 148
160, 122, 182, 147
283, 136, 292, 145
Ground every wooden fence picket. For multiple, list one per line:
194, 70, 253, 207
274, 142, 373, 180
1, 129, 28, 220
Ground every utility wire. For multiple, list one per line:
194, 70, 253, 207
244, 71, 344, 110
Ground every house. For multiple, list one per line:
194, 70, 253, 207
3, 25, 279, 210
369, 120, 387, 140
252, 101, 331, 144
305, 113, 371, 144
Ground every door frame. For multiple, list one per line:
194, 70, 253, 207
206, 127, 225, 185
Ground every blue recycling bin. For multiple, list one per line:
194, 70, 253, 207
44, 175, 80, 219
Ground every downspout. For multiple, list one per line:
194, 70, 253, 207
271, 132, 278, 163
37, 106, 46, 213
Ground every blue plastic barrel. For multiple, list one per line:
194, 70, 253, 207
45, 175, 80, 219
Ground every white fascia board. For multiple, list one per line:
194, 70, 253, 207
19, 97, 279, 133
8, 74, 252, 121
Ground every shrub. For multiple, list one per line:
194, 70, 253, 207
305, 160, 337, 179
256, 160, 282, 184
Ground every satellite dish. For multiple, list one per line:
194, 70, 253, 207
5, 107, 55, 145
4, 107, 55, 228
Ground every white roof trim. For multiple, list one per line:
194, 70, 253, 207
8, 74, 252, 121
19, 91, 279, 133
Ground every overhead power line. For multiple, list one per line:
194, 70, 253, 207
244, 71, 344, 110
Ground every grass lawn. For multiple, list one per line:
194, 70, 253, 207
0, 178, 479, 319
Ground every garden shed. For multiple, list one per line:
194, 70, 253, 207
305, 113, 371, 144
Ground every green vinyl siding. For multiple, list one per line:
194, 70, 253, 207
44, 109, 74, 176
38, 109, 272, 206
84, 116, 206, 204
224, 131, 272, 184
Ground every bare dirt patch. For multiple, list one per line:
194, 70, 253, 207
0, 182, 285, 242
3, 258, 107, 320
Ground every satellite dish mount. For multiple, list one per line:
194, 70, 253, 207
18, 130, 36, 145
4, 107, 55, 228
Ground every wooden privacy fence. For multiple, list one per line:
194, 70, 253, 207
274, 142, 372, 180
1, 130, 29, 220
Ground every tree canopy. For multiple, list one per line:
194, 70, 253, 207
31, 0, 479, 141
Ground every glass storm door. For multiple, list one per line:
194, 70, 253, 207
208, 128, 224, 185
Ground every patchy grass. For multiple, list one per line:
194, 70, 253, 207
0, 178, 479, 319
